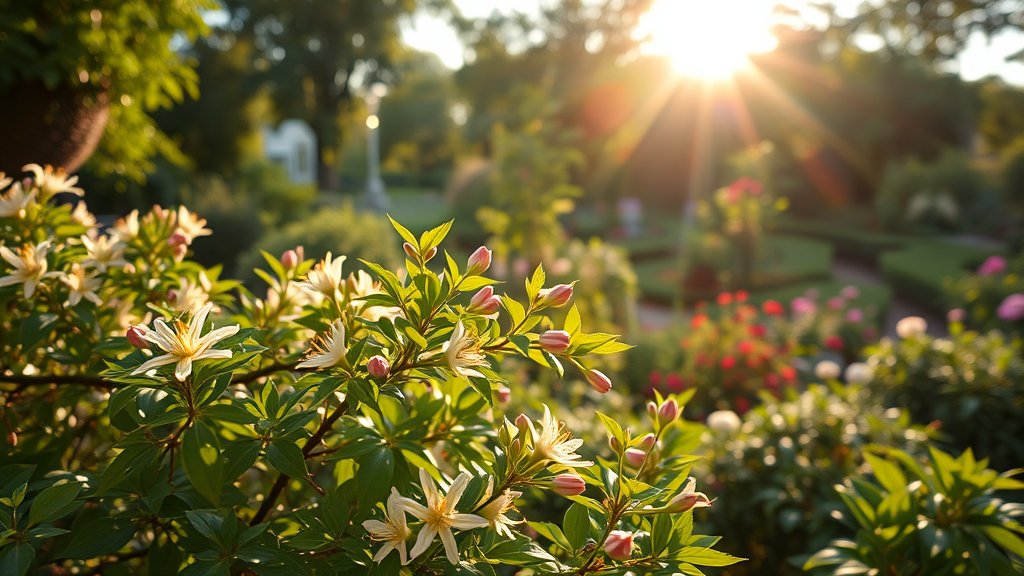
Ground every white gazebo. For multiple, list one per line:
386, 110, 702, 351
261, 120, 317, 185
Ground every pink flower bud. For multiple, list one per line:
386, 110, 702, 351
168, 231, 190, 248
167, 289, 179, 303
647, 401, 658, 420
469, 286, 501, 315
552, 474, 586, 496
515, 413, 531, 434
403, 242, 418, 260
281, 249, 299, 269
539, 330, 570, 354
586, 369, 612, 394
367, 355, 390, 379
638, 433, 656, 449
127, 326, 149, 349
496, 385, 511, 404
604, 530, 634, 561
947, 308, 966, 323
658, 398, 679, 425
608, 436, 622, 453
624, 447, 647, 467
539, 284, 573, 307
467, 246, 492, 276
667, 479, 713, 513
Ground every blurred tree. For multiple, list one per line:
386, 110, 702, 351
220, 0, 445, 191
977, 78, 1024, 152
818, 0, 1023, 64
378, 51, 457, 185
154, 34, 268, 176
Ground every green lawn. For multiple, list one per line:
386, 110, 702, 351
634, 234, 833, 303
879, 239, 998, 309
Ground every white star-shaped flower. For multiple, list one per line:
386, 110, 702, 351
0, 240, 59, 298
296, 319, 348, 370
422, 321, 488, 379
22, 163, 83, 199
130, 302, 240, 382
297, 252, 346, 300
362, 488, 413, 565
0, 181, 36, 219
61, 263, 102, 307
529, 405, 593, 468
394, 469, 489, 565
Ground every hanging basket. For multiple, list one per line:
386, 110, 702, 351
0, 81, 109, 176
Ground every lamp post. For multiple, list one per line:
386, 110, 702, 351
364, 83, 389, 212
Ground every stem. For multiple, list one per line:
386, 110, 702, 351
249, 398, 349, 526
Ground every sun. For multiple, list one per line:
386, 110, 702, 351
638, 0, 778, 80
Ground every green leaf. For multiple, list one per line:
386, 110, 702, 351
502, 296, 526, 327
267, 440, 308, 479
526, 264, 545, 300
356, 447, 395, 508
564, 305, 581, 335
28, 481, 82, 526
864, 452, 907, 495
0, 542, 34, 576
563, 503, 590, 551
181, 422, 224, 505
595, 412, 627, 448
675, 546, 746, 567
58, 516, 136, 559
527, 521, 573, 553
387, 215, 419, 246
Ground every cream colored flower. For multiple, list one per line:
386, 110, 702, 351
362, 488, 413, 565
61, 263, 102, 306
529, 405, 593, 468
168, 274, 211, 313
296, 319, 348, 370
422, 321, 488, 379
347, 270, 402, 321
297, 252, 346, 300
70, 202, 96, 228
110, 210, 140, 243
0, 240, 59, 298
81, 234, 127, 272
131, 302, 239, 382
22, 163, 83, 198
394, 469, 489, 565
175, 206, 212, 242
477, 478, 522, 539
0, 181, 36, 218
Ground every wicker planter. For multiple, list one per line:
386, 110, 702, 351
0, 81, 109, 175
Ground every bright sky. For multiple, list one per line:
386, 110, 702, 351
402, 0, 1024, 85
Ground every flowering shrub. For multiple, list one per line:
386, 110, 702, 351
863, 323, 1024, 471
648, 293, 799, 416
805, 446, 1024, 575
0, 167, 737, 574
695, 177, 787, 287
944, 253, 1024, 336
787, 285, 880, 363
697, 384, 929, 575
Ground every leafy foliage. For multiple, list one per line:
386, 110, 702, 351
805, 446, 1024, 575
0, 171, 732, 574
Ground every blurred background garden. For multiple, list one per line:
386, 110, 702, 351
3, 0, 1024, 573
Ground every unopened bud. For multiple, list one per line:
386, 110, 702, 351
624, 447, 647, 468
586, 369, 612, 394
539, 330, 571, 354
609, 436, 622, 454
466, 246, 492, 276
552, 474, 586, 496
6, 430, 17, 447
127, 326, 149, 349
539, 284, 573, 307
281, 249, 299, 269
515, 413, 531, 437
403, 242, 418, 260
647, 401, 658, 420
469, 286, 501, 315
423, 246, 437, 262
168, 231, 190, 248
604, 530, 634, 561
496, 385, 511, 404
658, 398, 679, 425
367, 355, 390, 379
638, 433, 656, 449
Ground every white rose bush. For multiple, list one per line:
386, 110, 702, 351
0, 168, 740, 575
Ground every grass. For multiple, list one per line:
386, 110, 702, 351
634, 235, 833, 303
879, 239, 998, 310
